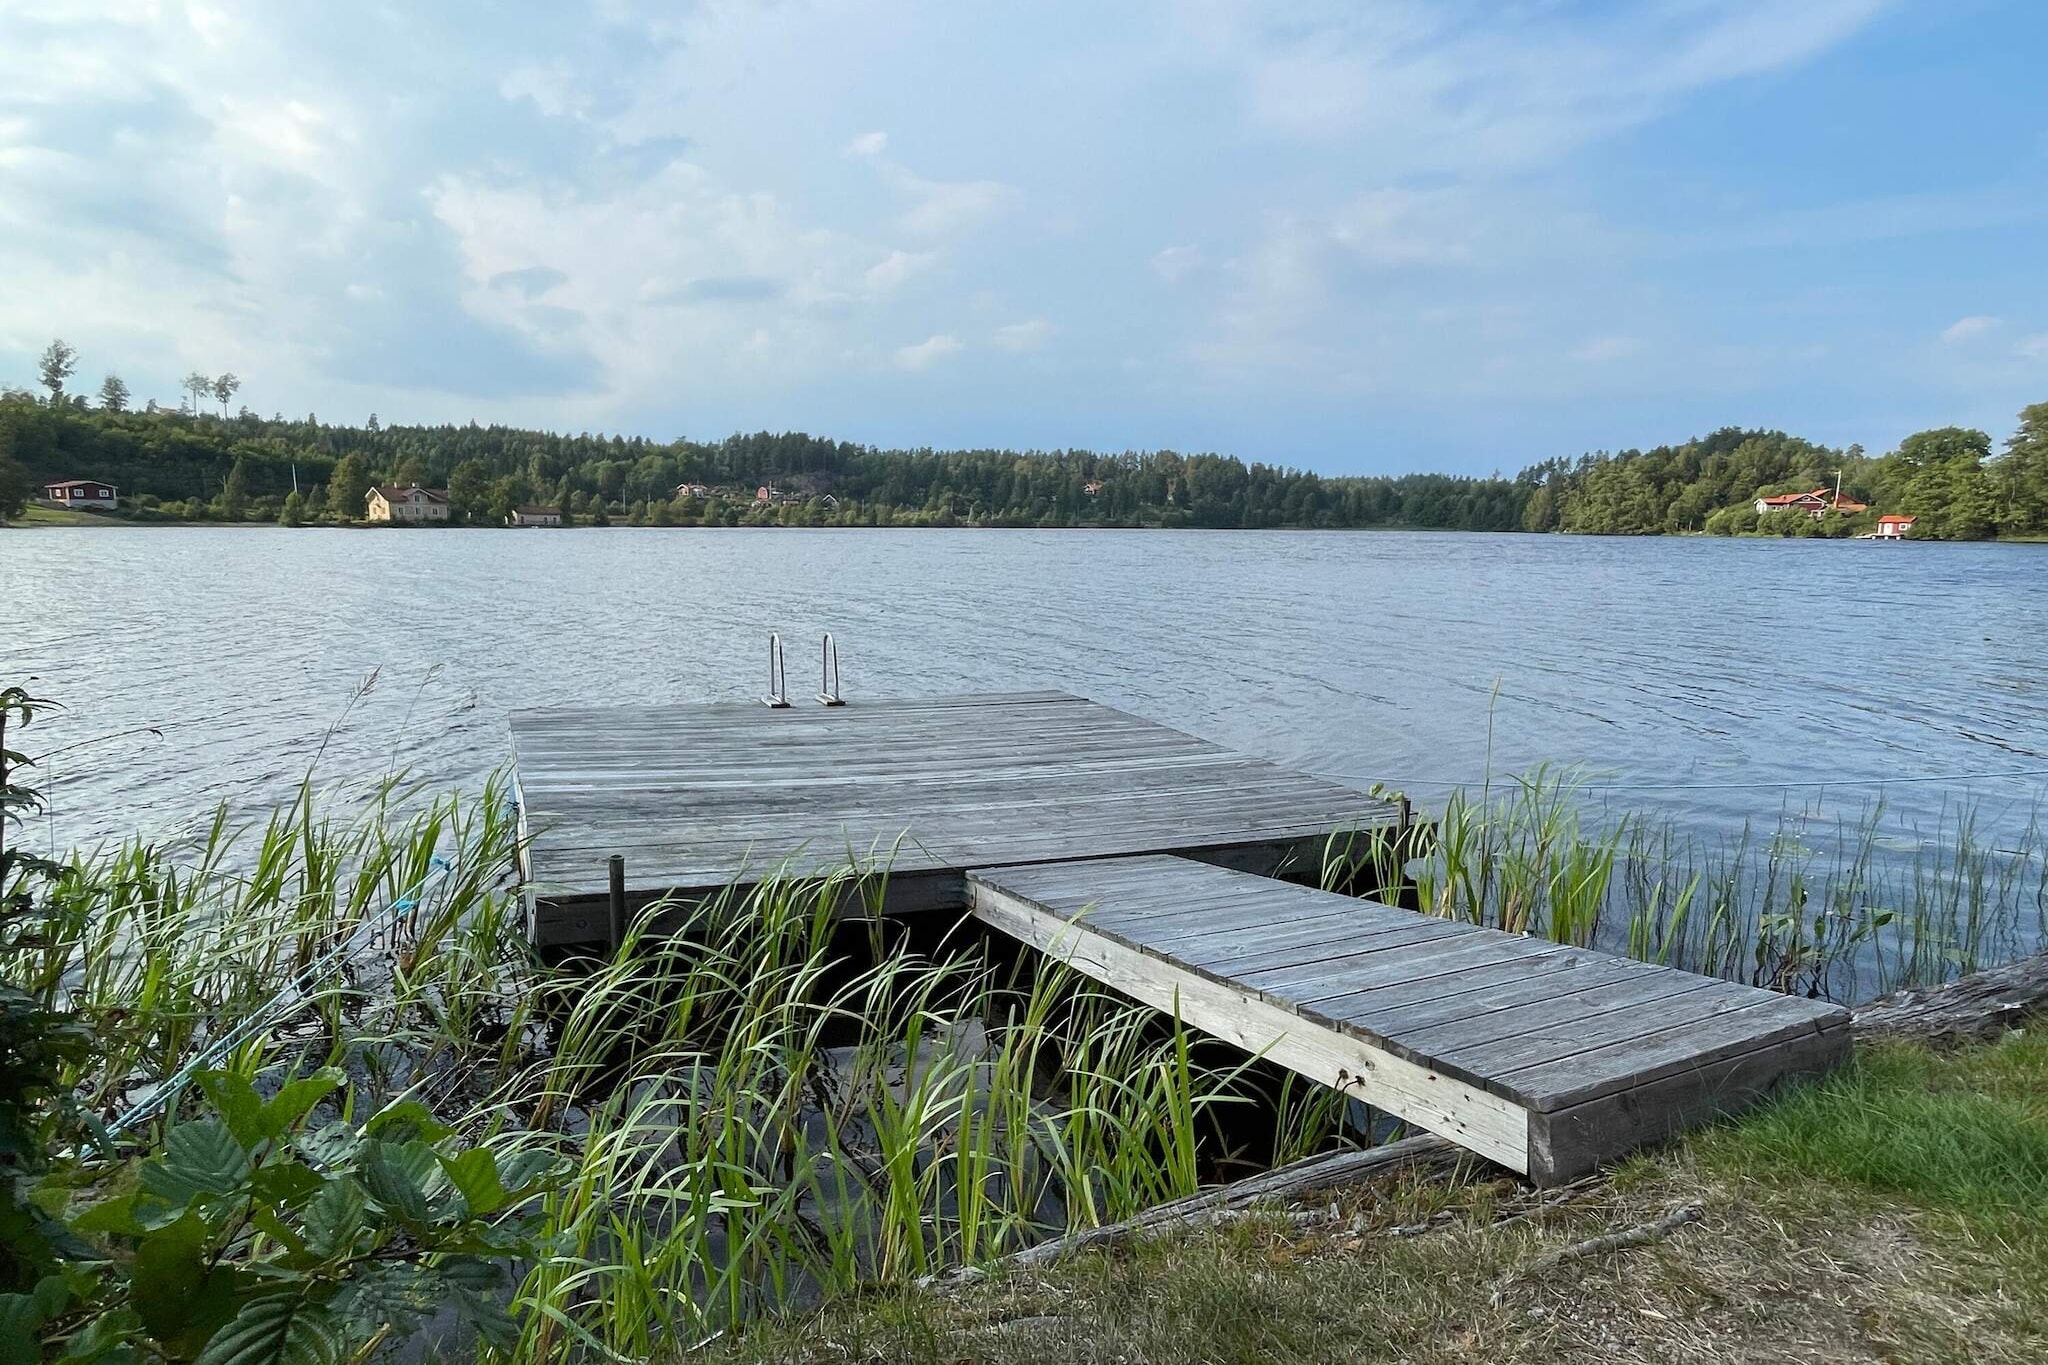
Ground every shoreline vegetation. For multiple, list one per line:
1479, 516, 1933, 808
5, 347, 2048, 540
6, 682, 2047, 1361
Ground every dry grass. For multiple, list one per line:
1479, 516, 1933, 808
691, 1035, 2048, 1365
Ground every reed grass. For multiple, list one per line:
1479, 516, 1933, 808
10, 760, 2047, 1356
6, 774, 1323, 1355
1324, 766, 2048, 1000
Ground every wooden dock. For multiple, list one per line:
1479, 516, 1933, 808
508, 689, 1850, 1183
968, 855, 1849, 1183
510, 691, 1405, 945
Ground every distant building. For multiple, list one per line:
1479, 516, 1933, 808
1083, 480, 1104, 496
507, 505, 564, 527
756, 485, 775, 503
1753, 487, 1867, 519
366, 484, 450, 523
676, 483, 711, 499
1875, 514, 1916, 539
42, 478, 118, 510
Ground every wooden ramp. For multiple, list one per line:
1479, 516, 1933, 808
968, 855, 1850, 1184
510, 692, 1403, 945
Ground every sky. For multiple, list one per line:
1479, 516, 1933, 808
3, 0, 2046, 477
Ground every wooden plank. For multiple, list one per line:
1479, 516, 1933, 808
1527, 1019, 1850, 1182
511, 692, 1401, 910
967, 875, 1533, 1173
1501, 996, 1850, 1112
966, 853, 1851, 1183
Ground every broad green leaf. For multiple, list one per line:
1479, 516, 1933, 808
299, 1180, 365, 1260
73, 1187, 179, 1237
0, 1286, 54, 1363
356, 1145, 432, 1226
248, 1206, 310, 1261
142, 1121, 250, 1208
434, 1148, 507, 1218
131, 1212, 210, 1347
257, 1071, 344, 1141
361, 1101, 449, 1145
51, 1303, 142, 1365
291, 1122, 358, 1169
248, 1163, 322, 1211
495, 1148, 564, 1196
191, 1294, 345, 1365
329, 1262, 437, 1338
195, 1072, 267, 1150
438, 1259, 518, 1352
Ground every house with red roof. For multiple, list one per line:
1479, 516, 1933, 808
1753, 487, 1867, 519
1875, 514, 1916, 539
42, 478, 118, 510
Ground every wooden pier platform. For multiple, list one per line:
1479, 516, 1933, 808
968, 855, 1849, 1183
509, 689, 1850, 1181
510, 691, 1404, 946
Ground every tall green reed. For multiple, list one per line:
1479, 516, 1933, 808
1325, 768, 2048, 1001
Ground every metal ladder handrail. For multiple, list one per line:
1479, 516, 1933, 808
762, 632, 790, 707
818, 633, 845, 706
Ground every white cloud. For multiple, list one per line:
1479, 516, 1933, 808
843, 130, 888, 158
1200, 0, 1888, 173
2019, 334, 2048, 363
1940, 315, 1999, 344
1150, 244, 1203, 283
863, 248, 931, 293
1328, 188, 1475, 267
991, 318, 1052, 351
1571, 335, 1642, 363
893, 170, 1019, 238
894, 333, 963, 370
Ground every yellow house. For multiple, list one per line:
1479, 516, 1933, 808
366, 484, 450, 523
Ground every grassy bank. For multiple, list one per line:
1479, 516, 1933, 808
6, 698, 2046, 1360
700, 1033, 2048, 1364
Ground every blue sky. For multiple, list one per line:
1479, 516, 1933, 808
3, 1, 2045, 476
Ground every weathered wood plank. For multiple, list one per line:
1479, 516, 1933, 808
967, 875, 1533, 1173
966, 853, 1852, 1183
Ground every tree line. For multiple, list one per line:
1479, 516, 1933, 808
2, 339, 2044, 538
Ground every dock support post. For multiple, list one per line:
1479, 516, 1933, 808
607, 854, 627, 951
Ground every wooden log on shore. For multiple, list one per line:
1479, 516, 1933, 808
1852, 951, 2048, 1045
924, 1134, 1463, 1286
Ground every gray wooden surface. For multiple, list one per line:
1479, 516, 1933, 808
968, 853, 1850, 1181
512, 692, 1401, 942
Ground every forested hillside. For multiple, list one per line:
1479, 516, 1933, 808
0, 395, 1526, 530
1518, 411, 2048, 540
2, 341, 2044, 538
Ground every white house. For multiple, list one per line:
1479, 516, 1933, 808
507, 505, 564, 527
366, 484, 450, 523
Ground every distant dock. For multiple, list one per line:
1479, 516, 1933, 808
508, 689, 1846, 1184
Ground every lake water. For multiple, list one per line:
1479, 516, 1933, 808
4, 527, 2046, 860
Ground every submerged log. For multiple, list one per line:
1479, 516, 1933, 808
1852, 951, 2048, 1045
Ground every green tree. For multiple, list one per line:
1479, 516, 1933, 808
212, 371, 241, 417
279, 488, 305, 526
96, 374, 129, 412
219, 457, 250, 520
0, 454, 29, 522
1994, 402, 2048, 537
37, 340, 77, 405
327, 454, 371, 522
1878, 427, 1996, 540
447, 458, 490, 525
181, 370, 211, 417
